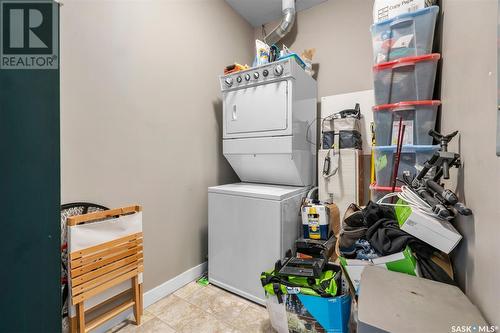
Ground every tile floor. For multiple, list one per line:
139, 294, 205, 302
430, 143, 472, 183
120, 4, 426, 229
109, 282, 275, 333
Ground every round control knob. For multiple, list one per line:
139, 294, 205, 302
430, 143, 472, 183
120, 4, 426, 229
224, 77, 233, 87
263, 69, 269, 77
274, 64, 284, 76
245, 73, 251, 81
236, 76, 242, 83
253, 72, 259, 79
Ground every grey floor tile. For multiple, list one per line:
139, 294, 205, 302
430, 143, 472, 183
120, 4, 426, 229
153, 294, 208, 331
174, 281, 203, 300
229, 305, 274, 333
186, 285, 250, 325
111, 282, 275, 333
146, 294, 178, 316
112, 317, 175, 333
184, 284, 219, 310
126, 309, 156, 326
135, 317, 176, 333
177, 311, 238, 333
108, 309, 158, 333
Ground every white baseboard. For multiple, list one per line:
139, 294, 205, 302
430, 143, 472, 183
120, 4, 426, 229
143, 261, 208, 308
91, 261, 207, 333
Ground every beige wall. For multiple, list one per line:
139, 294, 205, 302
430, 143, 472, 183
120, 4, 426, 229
60, 0, 253, 291
440, 0, 500, 324
255, 0, 375, 99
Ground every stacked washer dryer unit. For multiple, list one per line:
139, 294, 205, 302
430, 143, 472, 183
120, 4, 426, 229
208, 58, 317, 305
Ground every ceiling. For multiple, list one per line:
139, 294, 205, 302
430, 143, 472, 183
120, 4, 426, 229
225, 0, 328, 27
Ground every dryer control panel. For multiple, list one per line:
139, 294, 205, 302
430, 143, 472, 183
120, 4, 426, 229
220, 58, 295, 92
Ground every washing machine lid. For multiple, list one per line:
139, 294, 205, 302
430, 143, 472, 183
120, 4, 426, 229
208, 183, 308, 201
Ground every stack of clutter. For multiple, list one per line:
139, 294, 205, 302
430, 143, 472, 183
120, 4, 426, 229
261, 254, 352, 333
260, 197, 353, 333
336, 3, 464, 295
336, 202, 458, 294
370, 5, 442, 199
261, 208, 353, 333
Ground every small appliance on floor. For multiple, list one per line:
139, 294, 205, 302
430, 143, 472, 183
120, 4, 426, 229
209, 57, 317, 304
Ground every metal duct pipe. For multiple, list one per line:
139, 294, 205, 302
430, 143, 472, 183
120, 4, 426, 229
264, 0, 296, 46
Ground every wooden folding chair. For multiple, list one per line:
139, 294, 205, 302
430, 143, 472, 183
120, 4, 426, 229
67, 205, 144, 333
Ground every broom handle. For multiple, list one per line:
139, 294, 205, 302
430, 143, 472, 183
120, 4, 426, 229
391, 124, 406, 196
390, 118, 405, 203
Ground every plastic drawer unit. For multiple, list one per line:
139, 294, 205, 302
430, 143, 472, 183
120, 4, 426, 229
370, 183, 402, 203
371, 6, 439, 64
373, 54, 440, 105
373, 145, 439, 187
373, 100, 440, 146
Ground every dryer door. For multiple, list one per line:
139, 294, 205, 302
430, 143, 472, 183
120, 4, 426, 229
223, 80, 290, 138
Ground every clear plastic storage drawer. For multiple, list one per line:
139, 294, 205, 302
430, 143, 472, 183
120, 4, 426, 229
373, 100, 440, 146
371, 6, 439, 64
373, 145, 439, 187
373, 54, 440, 105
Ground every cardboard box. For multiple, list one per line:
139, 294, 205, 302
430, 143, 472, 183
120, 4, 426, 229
357, 267, 488, 333
373, 0, 432, 22
266, 293, 351, 333
326, 203, 340, 237
395, 203, 462, 254
339, 247, 417, 294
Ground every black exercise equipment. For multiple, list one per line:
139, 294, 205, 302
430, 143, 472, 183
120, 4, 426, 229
411, 130, 472, 217
414, 130, 460, 182
275, 249, 328, 279
295, 236, 336, 258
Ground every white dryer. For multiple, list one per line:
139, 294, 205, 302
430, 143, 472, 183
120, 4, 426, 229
220, 58, 317, 186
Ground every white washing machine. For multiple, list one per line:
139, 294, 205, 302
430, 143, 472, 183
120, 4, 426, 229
208, 183, 309, 305
209, 58, 317, 304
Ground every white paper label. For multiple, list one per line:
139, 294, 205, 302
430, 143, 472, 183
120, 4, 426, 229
376, 53, 387, 63
407, 3, 420, 12
392, 34, 414, 49
392, 120, 414, 145
373, 0, 426, 22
